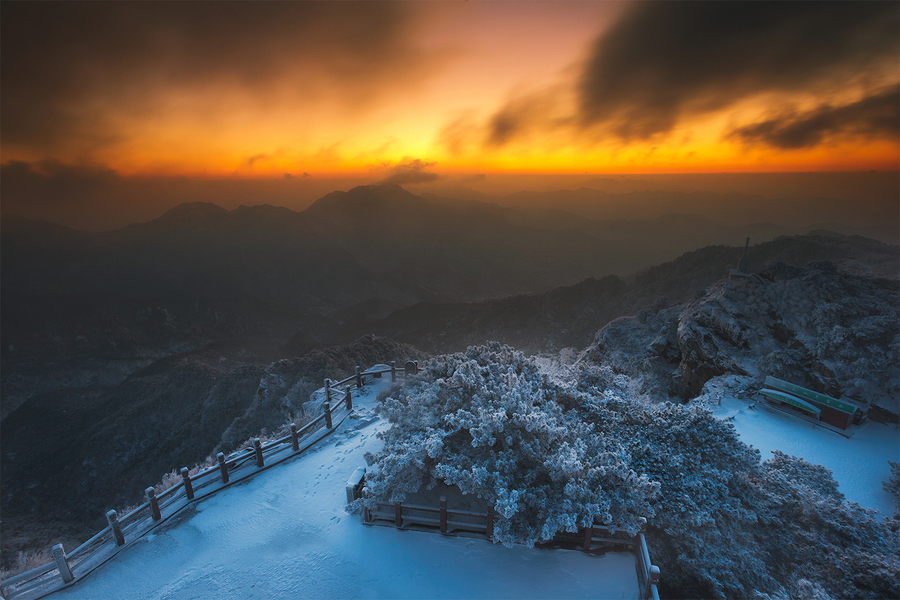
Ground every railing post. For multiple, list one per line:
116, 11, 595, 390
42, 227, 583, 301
486, 505, 494, 540
324, 378, 331, 403
582, 526, 592, 551
51, 543, 74, 583
345, 386, 353, 410
324, 402, 333, 429
181, 468, 194, 500
639, 532, 654, 597
355, 365, 362, 388
394, 502, 402, 527
639, 533, 651, 574
290, 423, 300, 451
391, 361, 396, 382
106, 510, 125, 546
146, 487, 161, 521
363, 489, 372, 524
253, 438, 264, 467
217, 452, 229, 483
648, 565, 661, 599
440, 496, 447, 533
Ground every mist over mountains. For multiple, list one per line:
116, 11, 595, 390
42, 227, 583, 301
3, 184, 898, 417
328, 232, 897, 357
1, 182, 898, 571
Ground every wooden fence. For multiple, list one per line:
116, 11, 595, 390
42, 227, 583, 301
0, 362, 419, 600
359, 489, 661, 600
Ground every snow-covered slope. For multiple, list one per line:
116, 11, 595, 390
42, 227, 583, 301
709, 392, 899, 515
51, 377, 640, 600
586, 260, 899, 413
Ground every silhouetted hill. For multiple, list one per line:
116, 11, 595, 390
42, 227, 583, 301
335, 233, 899, 355
0, 335, 422, 567
142, 201, 229, 229
495, 188, 898, 234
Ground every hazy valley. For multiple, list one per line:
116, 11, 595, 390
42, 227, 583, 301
2, 183, 898, 585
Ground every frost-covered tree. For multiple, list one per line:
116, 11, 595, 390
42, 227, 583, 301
359, 342, 658, 547
359, 342, 899, 599
574, 361, 899, 600
573, 361, 772, 598
754, 452, 899, 600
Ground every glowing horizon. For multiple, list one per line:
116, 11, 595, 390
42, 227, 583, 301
2, 2, 897, 181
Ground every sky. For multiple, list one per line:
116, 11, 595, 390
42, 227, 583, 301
1, 1, 898, 229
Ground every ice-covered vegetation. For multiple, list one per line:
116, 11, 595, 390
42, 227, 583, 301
359, 343, 658, 546
587, 260, 900, 413
361, 343, 900, 599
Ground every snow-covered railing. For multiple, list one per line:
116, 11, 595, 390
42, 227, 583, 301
636, 533, 661, 600
0, 362, 418, 600
361, 492, 662, 600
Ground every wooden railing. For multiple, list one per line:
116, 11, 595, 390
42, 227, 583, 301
0, 362, 418, 600
361, 490, 661, 600
636, 533, 661, 600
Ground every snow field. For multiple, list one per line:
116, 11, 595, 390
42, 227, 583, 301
53, 378, 640, 600
712, 396, 899, 516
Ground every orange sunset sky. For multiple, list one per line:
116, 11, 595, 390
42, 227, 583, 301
1, 1, 898, 228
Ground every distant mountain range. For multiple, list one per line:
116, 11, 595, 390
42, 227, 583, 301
324, 231, 899, 356
3, 184, 898, 418
2, 182, 897, 571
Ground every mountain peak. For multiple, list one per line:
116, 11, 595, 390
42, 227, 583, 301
303, 184, 421, 218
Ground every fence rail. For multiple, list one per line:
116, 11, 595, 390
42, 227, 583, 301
0, 362, 418, 600
360, 489, 660, 600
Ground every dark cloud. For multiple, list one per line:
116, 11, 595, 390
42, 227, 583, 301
1, 160, 120, 208
438, 113, 479, 156
480, 87, 571, 148
0, 160, 132, 229
378, 159, 441, 185
579, 1, 899, 140
730, 89, 900, 149
1, 2, 421, 153
486, 92, 559, 147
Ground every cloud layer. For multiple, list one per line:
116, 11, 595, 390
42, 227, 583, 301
378, 159, 441, 185
578, 1, 899, 140
2, 2, 896, 178
1, 2, 424, 155
730, 88, 900, 149
453, 1, 899, 156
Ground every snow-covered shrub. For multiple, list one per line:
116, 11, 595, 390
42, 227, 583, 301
361, 341, 898, 599
571, 366, 899, 599
359, 342, 658, 547
754, 452, 899, 600
583, 392, 770, 598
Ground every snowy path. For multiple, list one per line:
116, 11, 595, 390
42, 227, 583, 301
52, 379, 639, 600
713, 397, 899, 516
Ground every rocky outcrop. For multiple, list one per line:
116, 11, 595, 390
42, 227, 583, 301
584, 261, 899, 414
340, 233, 899, 356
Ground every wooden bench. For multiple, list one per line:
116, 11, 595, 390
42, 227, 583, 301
760, 376, 864, 430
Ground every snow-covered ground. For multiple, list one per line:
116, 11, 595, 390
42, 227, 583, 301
52, 378, 640, 600
711, 396, 899, 516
